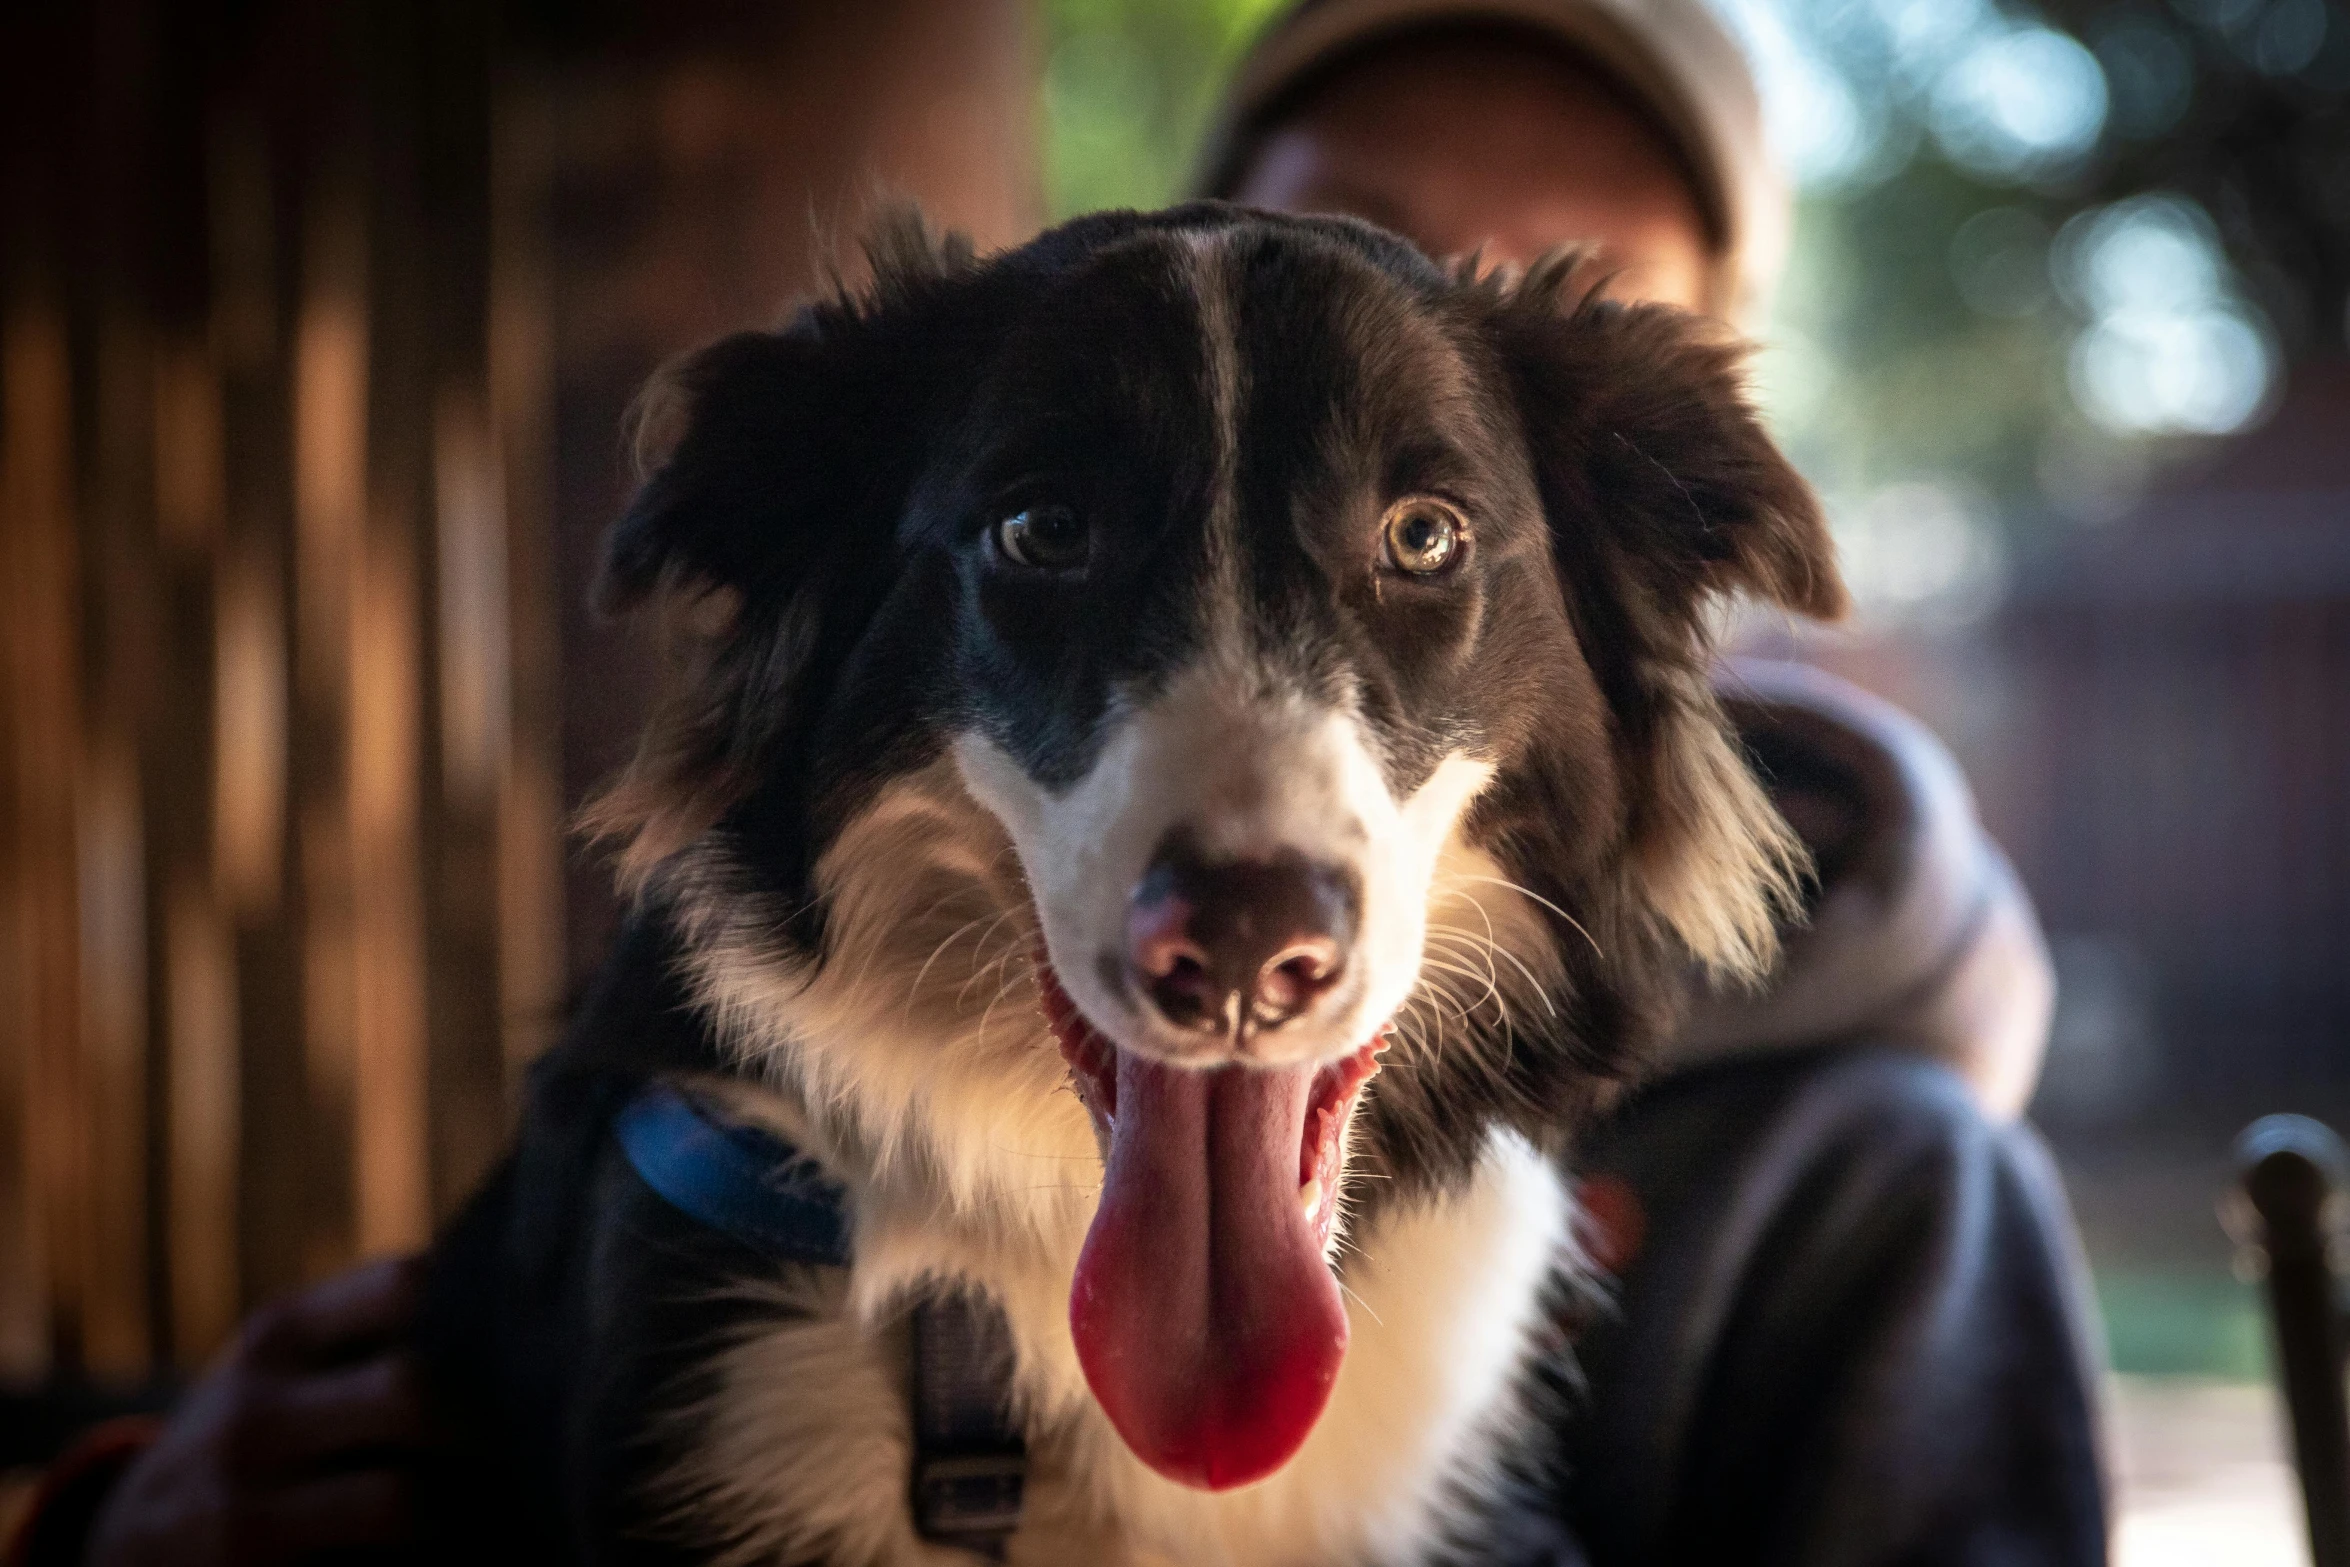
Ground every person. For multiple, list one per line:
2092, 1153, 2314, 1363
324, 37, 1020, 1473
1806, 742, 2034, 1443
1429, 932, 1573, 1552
1201, 2, 2110, 1562
9, 1258, 431, 1567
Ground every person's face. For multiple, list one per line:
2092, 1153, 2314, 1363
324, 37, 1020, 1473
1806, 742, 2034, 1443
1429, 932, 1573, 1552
1230, 34, 1716, 312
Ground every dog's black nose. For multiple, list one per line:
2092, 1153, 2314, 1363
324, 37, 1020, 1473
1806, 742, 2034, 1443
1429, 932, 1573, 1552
1126, 837, 1359, 1037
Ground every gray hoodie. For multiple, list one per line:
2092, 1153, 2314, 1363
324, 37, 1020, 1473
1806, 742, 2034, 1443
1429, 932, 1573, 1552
1541, 660, 2109, 1567
1676, 659, 2057, 1120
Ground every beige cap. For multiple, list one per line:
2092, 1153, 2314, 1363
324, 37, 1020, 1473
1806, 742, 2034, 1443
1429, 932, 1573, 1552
1195, 0, 1789, 322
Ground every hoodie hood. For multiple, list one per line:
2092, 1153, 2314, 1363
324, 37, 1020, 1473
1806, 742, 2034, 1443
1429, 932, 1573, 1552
1669, 660, 2054, 1122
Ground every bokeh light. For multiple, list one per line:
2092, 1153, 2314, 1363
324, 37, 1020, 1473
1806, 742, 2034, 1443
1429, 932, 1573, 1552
2057, 195, 2280, 436
1931, 25, 2110, 180
1828, 481, 2010, 625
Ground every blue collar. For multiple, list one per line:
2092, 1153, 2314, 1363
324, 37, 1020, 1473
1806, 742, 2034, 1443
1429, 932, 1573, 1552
612, 1079, 1026, 1557
613, 1081, 852, 1266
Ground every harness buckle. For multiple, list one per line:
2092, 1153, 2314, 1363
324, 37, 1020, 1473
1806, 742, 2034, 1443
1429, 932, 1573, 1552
913, 1449, 1027, 1550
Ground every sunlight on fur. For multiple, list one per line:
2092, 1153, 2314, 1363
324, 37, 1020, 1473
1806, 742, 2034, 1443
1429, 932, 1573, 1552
656, 758, 1095, 1249
1635, 670, 1811, 985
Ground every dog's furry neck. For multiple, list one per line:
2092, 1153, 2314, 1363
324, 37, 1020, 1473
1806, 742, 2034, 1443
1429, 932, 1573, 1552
630, 755, 1574, 1566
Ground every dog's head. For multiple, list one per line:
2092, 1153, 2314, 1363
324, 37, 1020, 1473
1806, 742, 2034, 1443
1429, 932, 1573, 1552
595, 204, 1844, 1489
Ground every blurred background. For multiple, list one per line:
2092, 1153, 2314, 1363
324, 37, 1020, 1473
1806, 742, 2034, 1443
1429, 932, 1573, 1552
2, 0, 2344, 1557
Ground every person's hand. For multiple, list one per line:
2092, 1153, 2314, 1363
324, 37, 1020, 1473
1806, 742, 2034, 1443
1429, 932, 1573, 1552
85, 1255, 433, 1566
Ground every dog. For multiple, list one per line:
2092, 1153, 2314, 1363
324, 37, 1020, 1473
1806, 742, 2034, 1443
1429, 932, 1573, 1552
426, 201, 1846, 1566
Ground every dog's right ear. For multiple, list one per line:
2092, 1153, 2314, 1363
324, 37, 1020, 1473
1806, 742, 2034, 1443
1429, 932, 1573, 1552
596, 322, 861, 619
584, 322, 882, 895
600, 330, 792, 615
597, 207, 982, 617
585, 212, 983, 895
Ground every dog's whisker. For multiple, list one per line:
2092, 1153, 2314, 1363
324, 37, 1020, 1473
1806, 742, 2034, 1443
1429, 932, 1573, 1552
1424, 923, 1557, 1045
903, 908, 1008, 1018
1429, 897, 1561, 1020
954, 951, 1021, 1012
1403, 996, 1455, 1070
1418, 973, 1476, 1031
942, 907, 1013, 980
1455, 873, 1604, 961
955, 933, 1030, 1009
1391, 994, 1443, 1066
1418, 954, 1506, 1026
845, 882, 973, 997
971, 966, 1035, 1047
1336, 1278, 1386, 1330
1424, 923, 1504, 987
1408, 965, 1521, 1079
1477, 938, 1560, 1021
966, 905, 1025, 967
1422, 928, 1505, 1001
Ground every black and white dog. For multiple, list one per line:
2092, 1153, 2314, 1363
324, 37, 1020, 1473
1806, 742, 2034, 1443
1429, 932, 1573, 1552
430, 203, 1845, 1565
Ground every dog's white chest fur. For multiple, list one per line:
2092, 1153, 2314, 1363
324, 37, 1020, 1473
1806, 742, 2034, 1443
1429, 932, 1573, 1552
650, 761, 1573, 1566
675, 1116, 1566, 1567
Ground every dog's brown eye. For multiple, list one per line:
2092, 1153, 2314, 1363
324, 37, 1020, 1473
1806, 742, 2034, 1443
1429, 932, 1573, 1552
1381, 498, 1466, 576
993, 506, 1090, 572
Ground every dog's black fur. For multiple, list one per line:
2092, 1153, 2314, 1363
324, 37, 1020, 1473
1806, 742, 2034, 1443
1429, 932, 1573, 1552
425, 203, 1843, 1564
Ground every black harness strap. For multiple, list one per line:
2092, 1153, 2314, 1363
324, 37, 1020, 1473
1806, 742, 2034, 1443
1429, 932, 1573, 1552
615, 1082, 1027, 1556
911, 1293, 1029, 1558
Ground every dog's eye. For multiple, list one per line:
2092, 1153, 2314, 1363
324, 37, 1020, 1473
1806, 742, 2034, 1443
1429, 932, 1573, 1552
993, 506, 1090, 572
1381, 498, 1466, 576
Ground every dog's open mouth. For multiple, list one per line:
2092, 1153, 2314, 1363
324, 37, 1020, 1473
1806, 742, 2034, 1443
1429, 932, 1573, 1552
1038, 960, 1383, 1490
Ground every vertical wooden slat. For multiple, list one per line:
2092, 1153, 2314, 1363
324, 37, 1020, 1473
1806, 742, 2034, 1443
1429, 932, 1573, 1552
350, 512, 428, 1254
410, 0, 510, 1219
163, 877, 237, 1359
155, 343, 226, 554
79, 314, 156, 1379
434, 391, 507, 807
294, 186, 367, 1280
215, 539, 288, 920
74, 727, 147, 1375
0, 316, 39, 1381
156, 323, 241, 1363
211, 96, 310, 1315
490, 86, 566, 1091
430, 382, 518, 1209
349, 1, 441, 1255
0, 304, 77, 1381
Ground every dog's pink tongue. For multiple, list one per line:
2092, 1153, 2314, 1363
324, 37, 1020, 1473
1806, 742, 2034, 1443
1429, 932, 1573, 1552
1071, 1049, 1347, 1491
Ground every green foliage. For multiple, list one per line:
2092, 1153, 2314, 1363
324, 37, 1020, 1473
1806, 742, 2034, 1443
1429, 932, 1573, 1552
2095, 1267, 2271, 1379
1038, 0, 1291, 216
1764, 172, 2092, 510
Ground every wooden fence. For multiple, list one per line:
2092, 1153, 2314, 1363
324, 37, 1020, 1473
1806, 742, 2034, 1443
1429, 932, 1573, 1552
0, 0, 561, 1384
0, 0, 1039, 1395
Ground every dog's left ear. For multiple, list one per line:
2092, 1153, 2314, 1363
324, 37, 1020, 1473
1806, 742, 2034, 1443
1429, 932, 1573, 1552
1485, 263, 1849, 631
1481, 263, 1849, 983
